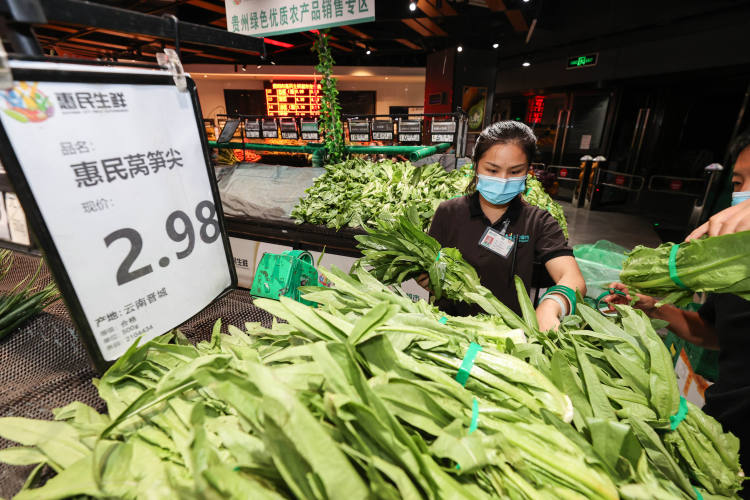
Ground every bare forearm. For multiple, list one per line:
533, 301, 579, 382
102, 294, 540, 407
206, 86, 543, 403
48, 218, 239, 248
650, 305, 719, 349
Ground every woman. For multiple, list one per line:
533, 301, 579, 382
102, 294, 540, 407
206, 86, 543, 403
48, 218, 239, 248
422, 121, 585, 331
606, 129, 750, 485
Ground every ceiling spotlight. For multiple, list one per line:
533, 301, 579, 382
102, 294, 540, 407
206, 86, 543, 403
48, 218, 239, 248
257, 64, 262, 69
457, 45, 463, 52
522, 61, 531, 67
366, 49, 372, 55
492, 43, 499, 49
409, 1, 417, 12
522, 0, 530, 2
241, 64, 247, 71
270, 60, 276, 65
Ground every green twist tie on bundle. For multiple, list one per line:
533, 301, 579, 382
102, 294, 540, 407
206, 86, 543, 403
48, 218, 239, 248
668, 244, 688, 290
435, 251, 442, 262
456, 342, 482, 386
438, 316, 448, 324
469, 398, 479, 434
693, 487, 703, 500
669, 396, 689, 430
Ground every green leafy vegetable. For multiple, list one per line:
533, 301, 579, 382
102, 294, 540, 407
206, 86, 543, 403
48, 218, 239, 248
620, 232, 750, 305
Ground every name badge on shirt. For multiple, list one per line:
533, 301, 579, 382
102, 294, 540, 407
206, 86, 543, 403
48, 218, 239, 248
479, 226, 515, 258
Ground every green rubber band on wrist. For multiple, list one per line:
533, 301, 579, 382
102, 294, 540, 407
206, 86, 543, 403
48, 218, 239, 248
668, 244, 688, 290
693, 487, 703, 500
669, 396, 689, 430
544, 285, 577, 315
455, 342, 482, 386
468, 397, 479, 434
438, 316, 448, 324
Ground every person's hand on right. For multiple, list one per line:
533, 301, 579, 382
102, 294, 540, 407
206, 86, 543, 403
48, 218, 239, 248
416, 273, 431, 292
603, 282, 659, 316
686, 198, 750, 241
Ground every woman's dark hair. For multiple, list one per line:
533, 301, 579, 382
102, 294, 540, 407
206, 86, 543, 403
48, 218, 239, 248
467, 120, 538, 193
729, 128, 750, 169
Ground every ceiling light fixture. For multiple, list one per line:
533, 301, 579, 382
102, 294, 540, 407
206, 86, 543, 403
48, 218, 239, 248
366, 49, 371, 55
522, 61, 531, 67
492, 43, 499, 49
271, 60, 276, 65
523, 0, 530, 2
257, 64, 262, 69
409, 1, 417, 12
457, 45, 463, 52
241, 64, 247, 71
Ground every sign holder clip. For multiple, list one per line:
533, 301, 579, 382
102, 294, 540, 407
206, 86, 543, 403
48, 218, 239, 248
0, 38, 13, 90
156, 48, 186, 92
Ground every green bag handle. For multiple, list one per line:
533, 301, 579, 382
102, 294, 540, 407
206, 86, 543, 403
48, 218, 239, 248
282, 250, 314, 265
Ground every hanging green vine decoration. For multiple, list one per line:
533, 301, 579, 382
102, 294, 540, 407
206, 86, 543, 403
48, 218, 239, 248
313, 30, 345, 163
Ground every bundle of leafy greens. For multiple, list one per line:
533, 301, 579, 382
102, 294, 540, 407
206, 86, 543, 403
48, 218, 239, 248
291, 158, 474, 230
524, 173, 569, 239
291, 159, 569, 235
0, 250, 59, 339
356, 208, 744, 498
3, 263, 740, 499
620, 232, 750, 305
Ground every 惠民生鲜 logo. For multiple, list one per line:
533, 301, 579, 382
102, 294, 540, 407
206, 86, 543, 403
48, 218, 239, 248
1, 82, 53, 123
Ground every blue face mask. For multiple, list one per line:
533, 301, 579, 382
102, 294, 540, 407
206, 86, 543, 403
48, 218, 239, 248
476, 174, 526, 205
732, 191, 750, 206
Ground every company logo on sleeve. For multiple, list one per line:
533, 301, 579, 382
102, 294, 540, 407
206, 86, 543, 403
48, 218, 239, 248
1, 82, 54, 123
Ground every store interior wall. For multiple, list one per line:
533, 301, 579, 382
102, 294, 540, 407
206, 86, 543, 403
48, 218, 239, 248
187, 65, 425, 120
495, 18, 750, 95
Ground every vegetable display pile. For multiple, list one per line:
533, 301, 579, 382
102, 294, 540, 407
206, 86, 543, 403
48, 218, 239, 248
525, 173, 569, 239
291, 159, 569, 237
1, 264, 742, 499
291, 158, 474, 230
620, 231, 750, 306
0, 250, 59, 339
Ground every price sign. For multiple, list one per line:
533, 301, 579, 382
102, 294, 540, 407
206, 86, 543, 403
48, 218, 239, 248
398, 120, 421, 143
244, 119, 260, 139
217, 118, 240, 143
300, 118, 319, 141
670, 179, 683, 191
559, 168, 568, 177
262, 118, 278, 139
0, 60, 235, 370
615, 175, 626, 186
430, 119, 456, 143
372, 120, 393, 141
280, 118, 299, 140
348, 119, 370, 143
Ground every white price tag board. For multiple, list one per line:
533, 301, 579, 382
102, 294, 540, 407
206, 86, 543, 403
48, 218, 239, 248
0, 61, 235, 368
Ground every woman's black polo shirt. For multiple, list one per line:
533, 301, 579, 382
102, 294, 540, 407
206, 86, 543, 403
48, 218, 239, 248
427, 192, 572, 316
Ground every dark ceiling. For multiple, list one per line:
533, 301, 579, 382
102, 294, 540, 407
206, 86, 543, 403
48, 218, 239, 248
28, 0, 750, 68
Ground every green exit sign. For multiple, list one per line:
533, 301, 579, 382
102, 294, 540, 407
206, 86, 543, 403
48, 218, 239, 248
567, 53, 598, 69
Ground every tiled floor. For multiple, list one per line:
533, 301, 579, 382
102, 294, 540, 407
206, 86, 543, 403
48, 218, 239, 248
561, 201, 662, 250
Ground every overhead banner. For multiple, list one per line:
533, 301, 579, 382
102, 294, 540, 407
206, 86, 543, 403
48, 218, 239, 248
225, 0, 375, 37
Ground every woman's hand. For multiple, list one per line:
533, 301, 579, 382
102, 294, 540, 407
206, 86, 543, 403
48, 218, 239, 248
536, 298, 562, 332
603, 282, 658, 316
686, 198, 750, 241
416, 273, 431, 291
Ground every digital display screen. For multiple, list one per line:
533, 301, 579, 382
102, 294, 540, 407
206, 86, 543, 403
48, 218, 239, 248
265, 81, 322, 117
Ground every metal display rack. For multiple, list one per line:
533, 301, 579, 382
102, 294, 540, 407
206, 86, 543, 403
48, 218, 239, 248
211, 109, 469, 167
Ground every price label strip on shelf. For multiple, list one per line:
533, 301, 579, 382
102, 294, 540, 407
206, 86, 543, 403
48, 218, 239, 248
0, 59, 236, 370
